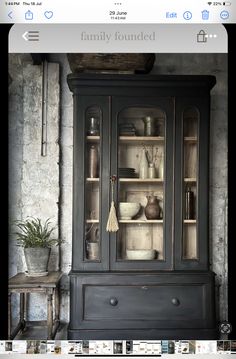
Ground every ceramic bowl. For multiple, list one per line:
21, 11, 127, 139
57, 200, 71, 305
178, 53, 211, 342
126, 249, 157, 260
119, 202, 141, 220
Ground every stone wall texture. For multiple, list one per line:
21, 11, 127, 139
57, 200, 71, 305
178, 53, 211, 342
8, 53, 227, 330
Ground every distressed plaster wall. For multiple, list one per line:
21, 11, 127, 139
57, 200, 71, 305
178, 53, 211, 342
9, 55, 60, 324
151, 54, 228, 323
9, 53, 227, 331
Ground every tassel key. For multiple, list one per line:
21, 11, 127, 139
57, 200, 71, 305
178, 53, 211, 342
106, 175, 119, 232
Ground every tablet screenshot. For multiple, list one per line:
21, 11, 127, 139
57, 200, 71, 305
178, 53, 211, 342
1, 1, 235, 356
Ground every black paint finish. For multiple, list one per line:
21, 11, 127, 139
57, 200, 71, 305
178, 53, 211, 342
70, 272, 215, 326
67, 74, 217, 339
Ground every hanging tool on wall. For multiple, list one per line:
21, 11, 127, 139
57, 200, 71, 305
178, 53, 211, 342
106, 175, 119, 232
41, 59, 48, 156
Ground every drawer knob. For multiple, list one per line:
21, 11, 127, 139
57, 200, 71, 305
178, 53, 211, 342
110, 297, 118, 306
171, 298, 180, 306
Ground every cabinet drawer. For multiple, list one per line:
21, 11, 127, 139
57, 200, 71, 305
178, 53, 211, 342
84, 284, 204, 322
70, 273, 215, 330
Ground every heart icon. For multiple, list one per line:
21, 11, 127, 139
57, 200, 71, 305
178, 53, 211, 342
44, 11, 53, 19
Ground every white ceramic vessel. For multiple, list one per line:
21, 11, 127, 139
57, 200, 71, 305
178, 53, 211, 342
126, 249, 157, 260
119, 202, 141, 220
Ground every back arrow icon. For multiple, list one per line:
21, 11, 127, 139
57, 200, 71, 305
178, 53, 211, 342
8, 11, 13, 19
22, 31, 39, 41
22, 31, 28, 41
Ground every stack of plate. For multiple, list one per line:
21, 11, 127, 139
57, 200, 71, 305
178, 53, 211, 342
119, 123, 136, 136
119, 167, 138, 178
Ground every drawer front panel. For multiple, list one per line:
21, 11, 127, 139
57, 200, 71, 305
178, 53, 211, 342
70, 273, 215, 330
84, 284, 204, 321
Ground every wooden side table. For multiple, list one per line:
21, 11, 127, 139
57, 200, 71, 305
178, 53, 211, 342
8, 271, 63, 340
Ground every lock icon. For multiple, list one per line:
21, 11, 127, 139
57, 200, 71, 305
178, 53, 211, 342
197, 30, 207, 43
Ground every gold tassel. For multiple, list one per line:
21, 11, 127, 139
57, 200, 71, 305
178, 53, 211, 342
106, 201, 119, 232
106, 176, 119, 232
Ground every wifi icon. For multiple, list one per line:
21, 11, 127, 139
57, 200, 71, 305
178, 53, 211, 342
208, 2, 212, 4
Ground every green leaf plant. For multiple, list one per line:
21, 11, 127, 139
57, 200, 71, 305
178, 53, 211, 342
13, 217, 61, 248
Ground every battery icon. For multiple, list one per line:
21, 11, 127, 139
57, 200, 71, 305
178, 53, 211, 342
223, 2, 231, 5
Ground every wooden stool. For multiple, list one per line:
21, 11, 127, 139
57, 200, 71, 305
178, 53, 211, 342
8, 271, 63, 340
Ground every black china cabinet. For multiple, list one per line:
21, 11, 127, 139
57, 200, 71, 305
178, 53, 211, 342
67, 73, 217, 339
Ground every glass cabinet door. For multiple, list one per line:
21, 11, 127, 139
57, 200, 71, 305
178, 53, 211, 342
182, 108, 198, 260
85, 106, 101, 262
110, 98, 174, 270
175, 98, 209, 270
72, 97, 110, 271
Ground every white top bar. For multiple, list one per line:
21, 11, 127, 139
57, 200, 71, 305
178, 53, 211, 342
9, 24, 227, 53
1, 0, 236, 23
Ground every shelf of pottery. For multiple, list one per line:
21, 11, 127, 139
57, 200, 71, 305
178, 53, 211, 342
83, 106, 199, 262
117, 107, 165, 261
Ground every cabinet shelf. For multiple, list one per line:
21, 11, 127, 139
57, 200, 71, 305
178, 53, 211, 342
87, 178, 164, 183
119, 136, 164, 145
119, 178, 163, 183
119, 220, 163, 224
184, 178, 196, 182
87, 219, 163, 224
184, 220, 196, 224
184, 137, 197, 143
87, 136, 100, 142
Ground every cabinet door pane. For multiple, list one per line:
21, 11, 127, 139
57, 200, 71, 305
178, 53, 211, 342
117, 106, 166, 262
182, 108, 198, 260
85, 106, 101, 261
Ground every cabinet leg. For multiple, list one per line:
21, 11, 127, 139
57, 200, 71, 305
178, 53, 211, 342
8, 292, 11, 339
51, 287, 60, 339
47, 292, 53, 339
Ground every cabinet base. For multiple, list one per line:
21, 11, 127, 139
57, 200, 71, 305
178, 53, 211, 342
69, 271, 217, 340
68, 328, 218, 340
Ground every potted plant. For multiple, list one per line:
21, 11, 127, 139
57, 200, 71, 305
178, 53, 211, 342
14, 217, 60, 277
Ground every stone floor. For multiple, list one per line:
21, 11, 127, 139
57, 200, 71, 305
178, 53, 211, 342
14, 322, 68, 340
